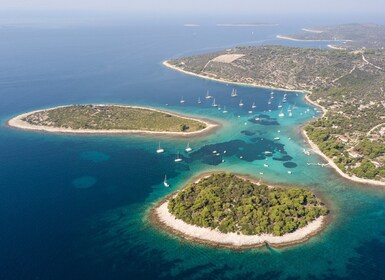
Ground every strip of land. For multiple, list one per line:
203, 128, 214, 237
7, 104, 218, 137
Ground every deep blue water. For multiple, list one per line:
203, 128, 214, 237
1, 15, 385, 280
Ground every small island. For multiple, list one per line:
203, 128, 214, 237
151, 173, 329, 248
7, 104, 218, 136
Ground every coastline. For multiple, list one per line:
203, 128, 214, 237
149, 173, 328, 249
7, 104, 219, 137
301, 28, 324, 33
163, 60, 385, 187
276, 35, 352, 43
302, 129, 385, 187
163, 60, 306, 93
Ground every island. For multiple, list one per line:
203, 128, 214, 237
151, 173, 329, 248
277, 23, 385, 50
163, 24, 385, 185
7, 104, 218, 136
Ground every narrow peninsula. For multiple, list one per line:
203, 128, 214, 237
163, 24, 385, 185
151, 173, 329, 249
8, 104, 217, 136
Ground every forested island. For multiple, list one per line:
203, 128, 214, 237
152, 173, 328, 248
8, 104, 216, 136
164, 24, 385, 184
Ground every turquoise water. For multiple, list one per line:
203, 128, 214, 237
1, 16, 385, 279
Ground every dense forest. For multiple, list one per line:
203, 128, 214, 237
168, 173, 328, 236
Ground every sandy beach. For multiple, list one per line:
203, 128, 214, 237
7, 104, 219, 137
163, 60, 385, 187
152, 200, 325, 249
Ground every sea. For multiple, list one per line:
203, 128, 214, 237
1, 13, 385, 280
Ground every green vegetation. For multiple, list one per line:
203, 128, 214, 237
168, 173, 328, 236
168, 39, 385, 182
22, 105, 207, 133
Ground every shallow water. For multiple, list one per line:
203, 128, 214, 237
1, 15, 385, 280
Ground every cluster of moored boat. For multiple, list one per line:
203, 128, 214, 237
163, 89, 309, 187
181, 89, 299, 119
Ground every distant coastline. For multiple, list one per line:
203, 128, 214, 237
276, 34, 352, 43
216, 23, 278, 27
163, 60, 385, 186
7, 104, 219, 137
301, 28, 324, 33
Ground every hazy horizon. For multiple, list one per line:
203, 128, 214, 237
2, 0, 385, 15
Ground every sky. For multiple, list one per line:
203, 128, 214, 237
2, 0, 385, 15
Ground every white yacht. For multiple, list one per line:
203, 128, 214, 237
231, 88, 238, 97
197, 97, 202, 104
174, 152, 182, 162
180, 96, 185, 104
205, 90, 212, 99
222, 106, 228, 113
239, 100, 244, 107
278, 109, 285, 117
163, 175, 170, 187
252, 102, 256, 109
156, 143, 164, 154
212, 99, 218, 107
185, 142, 192, 153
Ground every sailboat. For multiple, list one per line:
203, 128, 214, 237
174, 152, 182, 162
222, 106, 228, 113
156, 142, 164, 154
197, 97, 201, 104
278, 102, 282, 108
288, 106, 293, 117
180, 96, 185, 104
239, 99, 244, 107
205, 90, 212, 99
163, 175, 170, 187
185, 142, 192, 152
212, 98, 218, 107
278, 109, 285, 117
252, 102, 256, 109
231, 88, 238, 97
